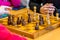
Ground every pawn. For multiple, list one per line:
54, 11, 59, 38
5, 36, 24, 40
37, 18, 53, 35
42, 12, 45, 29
35, 23, 39, 30
39, 17, 44, 25
28, 13, 31, 23
11, 15, 15, 22
21, 17, 26, 26
17, 17, 21, 25
11, 15, 15, 26
56, 13, 59, 20
39, 14, 42, 21
39, 15, 44, 25
8, 15, 12, 25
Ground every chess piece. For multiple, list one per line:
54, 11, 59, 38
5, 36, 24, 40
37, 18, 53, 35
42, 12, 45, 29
8, 15, 12, 25
46, 13, 51, 25
21, 17, 26, 26
11, 15, 15, 26
27, 5, 31, 23
17, 17, 21, 25
28, 13, 31, 23
34, 6, 37, 16
35, 23, 39, 30
33, 6, 37, 22
8, 15, 11, 25
56, 13, 59, 20
34, 6, 36, 13
11, 15, 15, 22
39, 15, 44, 25
8, 15, 16, 26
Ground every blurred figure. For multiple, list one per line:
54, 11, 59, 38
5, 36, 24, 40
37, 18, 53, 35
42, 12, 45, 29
21, 0, 27, 7
0, 0, 21, 18
29, 0, 60, 17
10, 0, 21, 10
21, 0, 30, 8
0, 0, 21, 10
10, 0, 20, 8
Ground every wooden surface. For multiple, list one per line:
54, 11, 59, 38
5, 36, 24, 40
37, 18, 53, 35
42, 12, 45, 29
9, 10, 60, 40
1, 8, 60, 40
9, 8, 60, 40
28, 27, 60, 40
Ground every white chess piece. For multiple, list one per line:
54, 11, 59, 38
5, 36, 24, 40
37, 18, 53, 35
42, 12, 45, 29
56, 13, 59, 20
46, 10, 51, 25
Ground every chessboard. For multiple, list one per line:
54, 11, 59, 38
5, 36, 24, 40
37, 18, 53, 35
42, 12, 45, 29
0, 8, 60, 39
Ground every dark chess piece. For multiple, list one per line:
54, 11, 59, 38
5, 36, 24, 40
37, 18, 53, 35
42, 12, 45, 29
28, 13, 31, 23
8, 15, 16, 26
35, 23, 39, 30
8, 15, 12, 25
11, 15, 15, 22
21, 17, 26, 26
39, 15, 44, 25
17, 17, 21, 25
11, 15, 15, 26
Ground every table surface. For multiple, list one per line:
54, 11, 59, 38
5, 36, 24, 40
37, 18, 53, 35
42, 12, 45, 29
28, 28, 60, 40
9, 8, 60, 40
